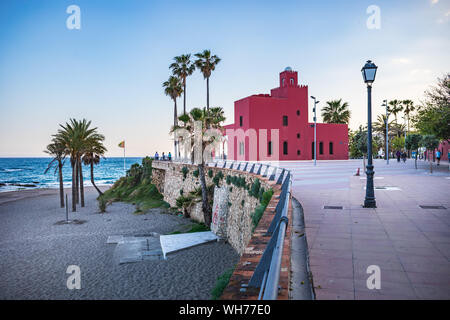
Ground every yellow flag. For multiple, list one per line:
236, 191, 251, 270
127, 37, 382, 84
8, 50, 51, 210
118, 141, 125, 148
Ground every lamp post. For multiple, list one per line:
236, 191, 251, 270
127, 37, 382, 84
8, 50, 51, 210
361, 60, 377, 208
311, 96, 319, 166
382, 99, 389, 165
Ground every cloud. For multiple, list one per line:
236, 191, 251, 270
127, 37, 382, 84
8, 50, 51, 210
436, 11, 450, 23
431, 0, 439, 5
391, 58, 411, 65
410, 68, 432, 76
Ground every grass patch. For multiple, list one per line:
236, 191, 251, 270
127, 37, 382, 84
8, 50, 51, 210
211, 267, 235, 300
251, 188, 274, 231
98, 157, 168, 214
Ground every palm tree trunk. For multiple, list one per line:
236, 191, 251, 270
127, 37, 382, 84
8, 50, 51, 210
58, 160, 64, 208
71, 162, 77, 212
174, 99, 178, 157
429, 151, 433, 173
75, 158, 79, 204
415, 149, 418, 169
79, 157, 85, 207
183, 80, 186, 114
90, 163, 103, 195
206, 77, 210, 110
198, 163, 211, 227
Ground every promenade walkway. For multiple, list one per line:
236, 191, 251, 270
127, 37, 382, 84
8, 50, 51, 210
278, 158, 450, 299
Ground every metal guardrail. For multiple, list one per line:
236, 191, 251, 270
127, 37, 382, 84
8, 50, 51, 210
171, 158, 291, 299
208, 159, 292, 300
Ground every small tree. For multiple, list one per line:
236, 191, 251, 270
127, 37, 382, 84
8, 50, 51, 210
405, 133, 422, 169
391, 136, 405, 153
421, 135, 440, 173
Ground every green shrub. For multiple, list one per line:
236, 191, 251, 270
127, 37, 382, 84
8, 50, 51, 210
211, 267, 235, 300
193, 169, 199, 178
261, 188, 273, 207
251, 188, 274, 231
249, 178, 261, 198
142, 156, 153, 179
181, 166, 189, 179
98, 197, 107, 213
208, 169, 213, 178
212, 171, 224, 187
99, 160, 166, 215
226, 175, 232, 185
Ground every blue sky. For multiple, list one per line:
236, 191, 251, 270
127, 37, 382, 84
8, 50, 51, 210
0, 0, 449, 157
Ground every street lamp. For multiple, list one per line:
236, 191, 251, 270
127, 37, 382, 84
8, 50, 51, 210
361, 60, 377, 208
311, 96, 319, 166
382, 99, 389, 165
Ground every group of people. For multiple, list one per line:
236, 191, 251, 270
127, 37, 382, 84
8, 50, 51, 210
154, 151, 172, 161
395, 149, 443, 165
395, 150, 408, 163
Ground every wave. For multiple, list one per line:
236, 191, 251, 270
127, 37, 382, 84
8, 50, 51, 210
1, 169, 23, 172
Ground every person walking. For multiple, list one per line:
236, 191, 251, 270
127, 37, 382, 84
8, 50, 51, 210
401, 151, 407, 163
154, 151, 159, 160
436, 149, 441, 166
396, 150, 401, 163
162, 152, 166, 161
168, 152, 172, 161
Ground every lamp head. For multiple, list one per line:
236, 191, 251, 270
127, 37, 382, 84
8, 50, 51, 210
361, 60, 378, 85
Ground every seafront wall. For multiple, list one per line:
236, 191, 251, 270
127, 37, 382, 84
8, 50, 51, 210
151, 161, 272, 255
151, 160, 292, 300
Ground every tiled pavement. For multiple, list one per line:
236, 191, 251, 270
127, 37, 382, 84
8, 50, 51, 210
276, 159, 450, 300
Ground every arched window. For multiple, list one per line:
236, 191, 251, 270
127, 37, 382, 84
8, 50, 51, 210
290, 78, 294, 85
319, 142, 324, 155
329, 142, 334, 155
283, 141, 288, 155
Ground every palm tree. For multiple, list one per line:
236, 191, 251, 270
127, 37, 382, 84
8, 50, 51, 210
373, 114, 393, 155
172, 107, 226, 226
388, 100, 403, 124
402, 99, 415, 134
163, 76, 183, 127
194, 50, 221, 110
82, 137, 107, 196
390, 122, 406, 138
44, 140, 66, 208
321, 99, 351, 124
163, 76, 183, 157
170, 54, 195, 115
55, 119, 104, 211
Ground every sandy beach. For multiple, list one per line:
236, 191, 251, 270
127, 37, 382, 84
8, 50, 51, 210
0, 186, 239, 300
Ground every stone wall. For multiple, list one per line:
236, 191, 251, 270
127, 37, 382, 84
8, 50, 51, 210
151, 160, 292, 300
152, 161, 271, 255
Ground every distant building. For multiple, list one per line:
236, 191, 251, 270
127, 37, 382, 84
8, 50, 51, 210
224, 67, 348, 161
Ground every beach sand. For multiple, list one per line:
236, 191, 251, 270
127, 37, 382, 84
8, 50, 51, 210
0, 186, 239, 300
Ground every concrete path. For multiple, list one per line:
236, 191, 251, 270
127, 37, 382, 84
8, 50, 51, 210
160, 231, 218, 259
276, 159, 450, 300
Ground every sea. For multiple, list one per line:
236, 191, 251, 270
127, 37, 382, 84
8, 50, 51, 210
0, 157, 143, 193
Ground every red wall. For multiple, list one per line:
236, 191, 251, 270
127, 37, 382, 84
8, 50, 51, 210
225, 69, 349, 161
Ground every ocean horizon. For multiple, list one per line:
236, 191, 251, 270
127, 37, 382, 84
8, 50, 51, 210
0, 157, 143, 192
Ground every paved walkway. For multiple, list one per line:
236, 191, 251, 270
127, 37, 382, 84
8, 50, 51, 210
277, 159, 450, 299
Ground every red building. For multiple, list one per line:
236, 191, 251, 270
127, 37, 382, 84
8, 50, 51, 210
224, 67, 349, 161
